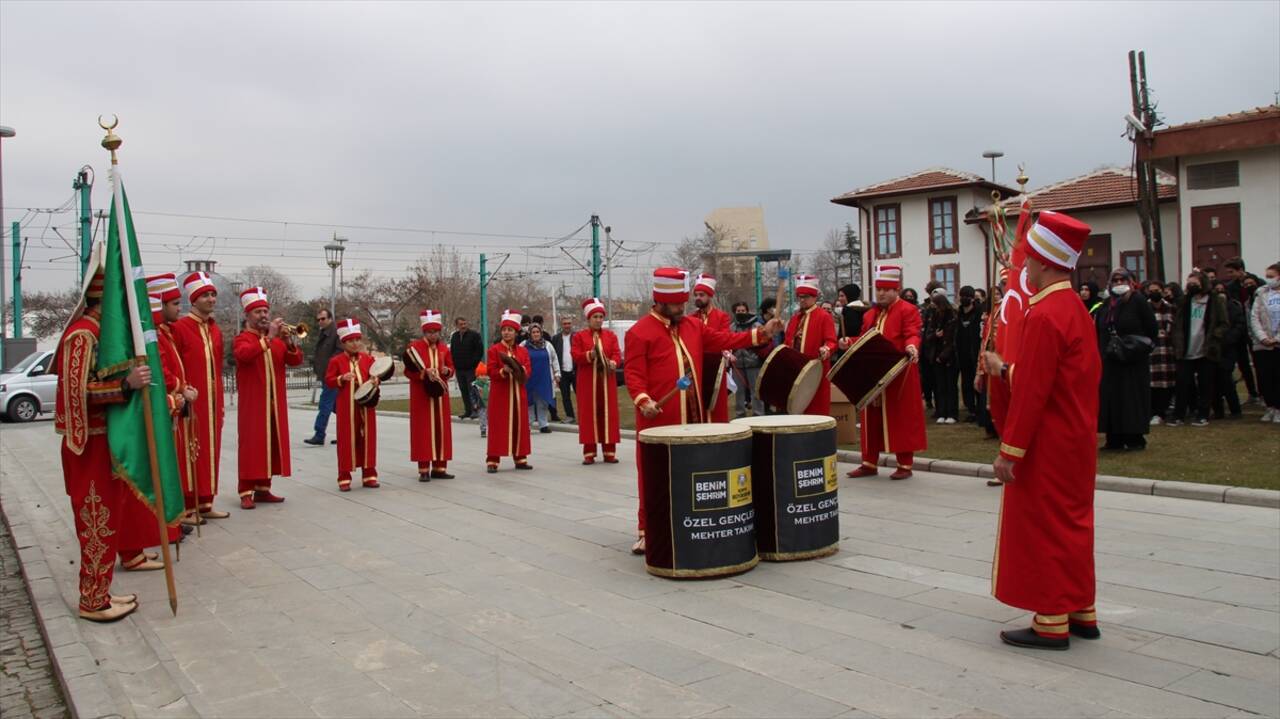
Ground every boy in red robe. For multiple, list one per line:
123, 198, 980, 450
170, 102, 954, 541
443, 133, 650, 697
785, 274, 838, 415
169, 272, 227, 520
571, 298, 621, 464
842, 265, 926, 480
624, 268, 782, 554
325, 319, 380, 491
486, 309, 533, 472
53, 247, 151, 622
691, 274, 733, 422
984, 211, 1102, 650
232, 287, 304, 508
404, 309, 455, 480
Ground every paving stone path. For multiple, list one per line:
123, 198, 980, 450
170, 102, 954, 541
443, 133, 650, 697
1, 407, 1277, 718
1, 515, 70, 719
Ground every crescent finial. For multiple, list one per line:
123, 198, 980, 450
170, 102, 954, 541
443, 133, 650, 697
98, 114, 119, 131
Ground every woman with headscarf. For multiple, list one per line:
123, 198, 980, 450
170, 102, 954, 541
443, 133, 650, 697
1080, 282, 1104, 318
1096, 268, 1157, 450
521, 323, 560, 433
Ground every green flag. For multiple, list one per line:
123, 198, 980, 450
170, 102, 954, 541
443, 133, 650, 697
96, 174, 184, 524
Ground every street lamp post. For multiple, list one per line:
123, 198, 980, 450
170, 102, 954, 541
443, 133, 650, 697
325, 239, 345, 320
982, 150, 1004, 183
1, 125, 15, 359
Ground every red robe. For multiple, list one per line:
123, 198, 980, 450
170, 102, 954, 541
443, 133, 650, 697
571, 328, 621, 454
693, 306, 733, 421
993, 281, 1101, 614
53, 311, 130, 611
404, 339, 454, 467
784, 305, 838, 415
858, 299, 927, 456
326, 351, 378, 479
170, 312, 224, 509
986, 266, 1035, 434
625, 310, 765, 531
486, 341, 532, 461
233, 329, 304, 493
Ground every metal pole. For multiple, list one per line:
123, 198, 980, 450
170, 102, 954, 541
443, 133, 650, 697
754, 256, 762, 309
590, 214, 601, 297
0, 126, 10, 352
605, 226, 614, 313
329, 264, 337, 321
11, 222, 20, 338
74, 169, 91, 284
479, 253, 488, 340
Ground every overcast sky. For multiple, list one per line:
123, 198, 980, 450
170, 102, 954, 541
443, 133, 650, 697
2, 0, 1277, 298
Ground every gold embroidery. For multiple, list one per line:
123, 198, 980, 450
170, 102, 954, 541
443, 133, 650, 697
78, 479, 114, 611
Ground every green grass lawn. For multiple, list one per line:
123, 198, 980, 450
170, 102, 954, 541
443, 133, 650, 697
374, 387, 1279, 490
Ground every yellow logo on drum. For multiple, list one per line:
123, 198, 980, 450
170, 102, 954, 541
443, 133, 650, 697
728, 466, 752, 508
824, 455, 838, 493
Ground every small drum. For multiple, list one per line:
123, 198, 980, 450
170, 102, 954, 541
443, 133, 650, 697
500, 353, 527, 383
404, 347, 447, 398
700, 354, 726, 413
369, 355, 395, 382
353, 380, 381, 408
755, 345, 822, 414
826, 329, 909, 411
638, 423, 758, 579
732, 415, 839, 561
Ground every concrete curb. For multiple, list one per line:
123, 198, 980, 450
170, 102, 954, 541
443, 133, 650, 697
330, 405, 1280, 509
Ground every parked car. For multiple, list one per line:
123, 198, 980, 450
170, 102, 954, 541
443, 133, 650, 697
1, 350, 56, 422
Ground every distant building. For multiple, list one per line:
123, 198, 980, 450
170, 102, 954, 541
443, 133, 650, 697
1141, 104, 1280, 280
704, 206, 769, 252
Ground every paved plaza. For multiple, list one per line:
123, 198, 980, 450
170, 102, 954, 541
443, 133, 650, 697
1, 407, 1277, 718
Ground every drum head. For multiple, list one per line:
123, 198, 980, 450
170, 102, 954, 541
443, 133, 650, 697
786, 360, 823, 414
731, 414, 836, 433
354, 380, 380, 406
402, 347, 425, 373
638, 423, 751, 444
370, 356, 395, 381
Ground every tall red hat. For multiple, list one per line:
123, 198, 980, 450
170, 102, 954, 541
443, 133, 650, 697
500, 309, 522, 330
693, 273, 717, 296
147, 272, 180, 326
1025, 211, 1091, 271
582, 297, 606, 319
336, 318, 362, 342
420, 309, 443, 332
239, 286, 269, 313
184, 271, 216, 303
795, 274, 819, 297
652, 267, 690, 304
873, 265, 902, 289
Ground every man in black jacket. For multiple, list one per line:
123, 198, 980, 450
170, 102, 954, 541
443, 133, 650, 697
955, 286, 983, 422
450, 317, 484, 419
549, 316, 576, 423
304, 309, 339, 445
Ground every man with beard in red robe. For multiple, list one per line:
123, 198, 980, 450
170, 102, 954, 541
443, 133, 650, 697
785, 274, 838, 415
169, 271, 228, 521
624, 267, 782, 554
843, 265, 926, 480
983, 211, 1101, 650
404, 309, 455, 480
691, 273, 734, 422
233, 286, 304, 508
571, 298, 621, 464
486, 309, 533, 472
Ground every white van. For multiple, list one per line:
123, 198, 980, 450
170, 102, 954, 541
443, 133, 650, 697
0, 351, 57, 422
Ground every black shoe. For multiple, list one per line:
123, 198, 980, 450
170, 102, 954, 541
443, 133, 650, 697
1000, 628, 1069, 651
1069, 623, 1101, 640
418, 473, 431, 482
431, 471, 455, 479
540, 427, 552, 434
515, 464, 533, 470
180, 523, 194, 536
330, 439, 338, 445
303, 436, 325, 446
487, 466, 497, 474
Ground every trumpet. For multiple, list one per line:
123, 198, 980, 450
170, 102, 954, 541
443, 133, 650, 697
280, 321, 309, 339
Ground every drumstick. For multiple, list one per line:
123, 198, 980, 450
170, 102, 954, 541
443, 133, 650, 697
654, 374, 694, 410
774, 263, 789, 323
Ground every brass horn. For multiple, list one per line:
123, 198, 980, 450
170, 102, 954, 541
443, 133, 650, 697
282, 322, 309, 340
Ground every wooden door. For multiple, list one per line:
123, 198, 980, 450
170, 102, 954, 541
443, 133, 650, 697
1191, 204, 1241, 272
1073, 234, 1112, 289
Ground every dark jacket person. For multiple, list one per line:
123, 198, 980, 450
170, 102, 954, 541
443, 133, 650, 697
1096, 268, 1157, 450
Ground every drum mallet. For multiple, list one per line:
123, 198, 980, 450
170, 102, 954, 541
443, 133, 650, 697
653, 374, 694, 411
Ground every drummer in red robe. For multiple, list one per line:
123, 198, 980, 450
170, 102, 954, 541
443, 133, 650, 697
691, 274, 734, 422
486, 309, 533, 473
404, 309, 455, 481
785, 273, 838, 415
232, 287, 304, 508
571, 297, 621, 464
625, 267, 782, 554
170, 272, 228, 521
53, 246, 151, 622
325, 319, 380, 491
983, 211, 1101, 650
843, 265, 926, 480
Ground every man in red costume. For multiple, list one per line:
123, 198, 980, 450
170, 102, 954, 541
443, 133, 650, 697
625, 267, 781, 554
691, 273, 734, 422
169, 272, 227, 521
53, 246, 151, 622
486, 309, 533, 472
983, 211, 1101, 651
404, 309, 455, 481
843, 265, 925, 480
785, 273, 838, 415
232, 287, 304, 508
325, 319, 380, 491
571, 298, 621, 464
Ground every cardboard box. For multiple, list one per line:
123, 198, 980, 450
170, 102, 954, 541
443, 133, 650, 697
830, 386, 857, 446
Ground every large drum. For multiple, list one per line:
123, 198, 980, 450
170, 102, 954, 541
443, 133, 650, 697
732, 415, 839, 561
638, 423, 758, 579
755, 345, 822, 414
827, 329, 909, 412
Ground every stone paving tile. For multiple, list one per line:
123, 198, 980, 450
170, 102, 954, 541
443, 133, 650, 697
3, 408, 1279, 719
0, 519, 68, 719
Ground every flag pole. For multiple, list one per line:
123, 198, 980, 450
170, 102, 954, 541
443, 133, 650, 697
101, 117, 179, 616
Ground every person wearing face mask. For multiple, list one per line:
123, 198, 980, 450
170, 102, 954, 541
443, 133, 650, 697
1095, 268, 1157, 450
1168, 270, 1228, 427
1210, 280, 1245, 420
1248, 263, 1280, 422
730, 301, 767, 417
955, 286, 983, 422
1145, 281, 1176, 425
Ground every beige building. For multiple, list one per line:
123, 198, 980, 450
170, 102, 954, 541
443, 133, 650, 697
704, 206, 770, 252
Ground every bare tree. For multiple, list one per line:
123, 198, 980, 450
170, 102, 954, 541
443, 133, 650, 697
5, 289, 81, 340
805, 229, 846, 300
234, 265, 299, 311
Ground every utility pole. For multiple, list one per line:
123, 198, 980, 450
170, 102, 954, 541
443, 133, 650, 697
604, 225, 614, 312
1128, 50, 1166, 282
754, 257, 763, 309
333, 232, 348, 300
479, 253, 488, 340
11, 222, 21, 337
73, 168, 92, 284
590, 214, 601, 297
